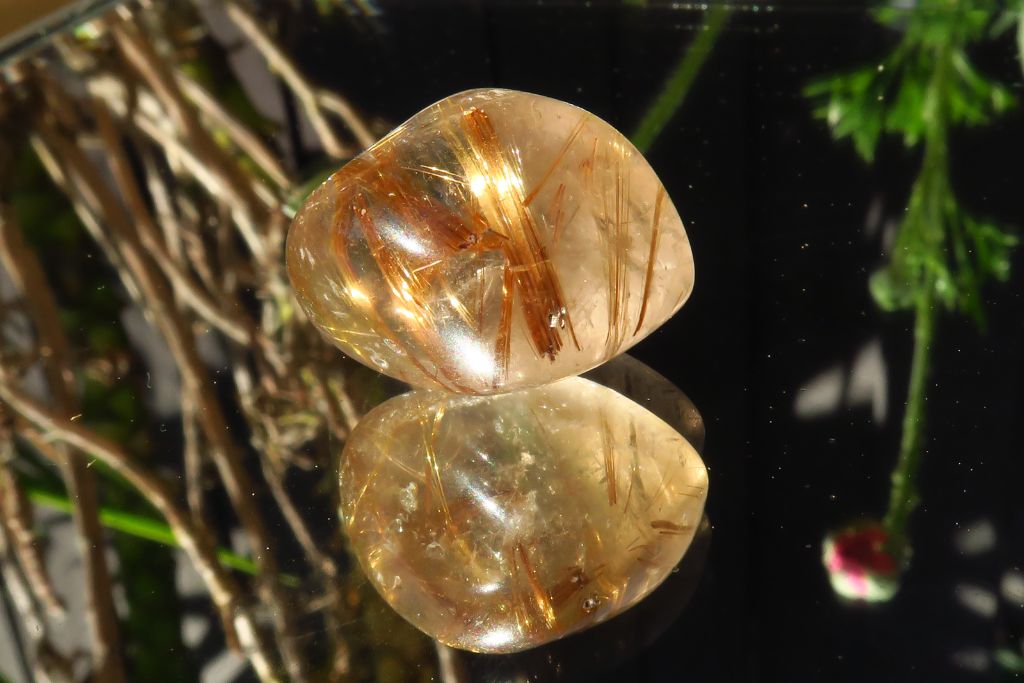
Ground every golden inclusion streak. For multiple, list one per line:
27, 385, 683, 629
549, 183, 566, 243
352, 200, 464, 389
604, 143, 632, 356
516, 542, 557, 630
601, 410, 617, 506
422, 412, 495, 582
456, 106, 580, 362
408, 164, 467, 185
423, 405, 454, 531
610, 150, 626, 352
623, 419, 639, 514
330, 189, 457, 392
650, 520, 692, 536
351, 191, 476, 393
522, 114, 588, 207
494, 263, 515, 383
634, 186, 666, 336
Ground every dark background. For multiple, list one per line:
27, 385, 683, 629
280, 3, 1024, 682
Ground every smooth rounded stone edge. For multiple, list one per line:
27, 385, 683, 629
288, 88, 695, 394
339, 376, 709, 653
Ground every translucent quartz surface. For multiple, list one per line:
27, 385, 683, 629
339, 377, 708, 653
584, 353, 705, 453
288, 88, 694, 394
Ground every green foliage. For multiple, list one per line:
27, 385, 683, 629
806, 0, 1017, 324
1020, 8, 1024, 77
806, 4, 1013, 163
996, 646, 1024, 672
869, 153, 1017, 326
10, 149, 82, 250
25, 487, 298, 585
808, 2, 1020, 583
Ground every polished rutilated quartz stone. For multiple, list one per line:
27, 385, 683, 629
584, 353, 705, 453
339, 377, 708, 653
288, 88, 694, 394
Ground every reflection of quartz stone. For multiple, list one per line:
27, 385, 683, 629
340, 376, 708, 653
584, 353, 705, 452
288, 88, 694, 394
450, 519, 711, 682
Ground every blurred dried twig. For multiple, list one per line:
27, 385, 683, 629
223, 0, 373, 157
0, 1, 389, 680
0, 195, 126, 683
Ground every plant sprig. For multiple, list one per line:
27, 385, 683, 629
806, 0, 1016, 326
806, 0, 1017, 573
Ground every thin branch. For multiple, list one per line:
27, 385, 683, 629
317, 88, 376, 152
0, 200, 126, 683
327, 375, 362, 434
229, 360, 342, 582
223, 0, 354, 158
109, 11, 270, 263
28, 128, 146, 309
0, 445, 64, 617
0, 522, 75, 683
90, 97, 310, 683
313, 373, 349, 442
0, 379, 279, 682
175, 69, 293, 189
181, 392, 206, 523
130, 107, 271, 264
28, 87, 295, 677
151, 116, 276, 228
89, 104, 253, 345
5, 8, 370, 678
138, 147, 184, 261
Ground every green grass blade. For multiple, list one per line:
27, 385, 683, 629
27, 487, 299, 587
630, 5, 731, 154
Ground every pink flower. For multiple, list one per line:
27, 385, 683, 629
823, 522, 901, 602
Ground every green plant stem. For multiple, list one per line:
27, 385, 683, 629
630, 4, 731, 154
882, 288, 935, 552
1017, 10, 1024, 78
27, 487, 300, 587
881, 35, 953, 557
